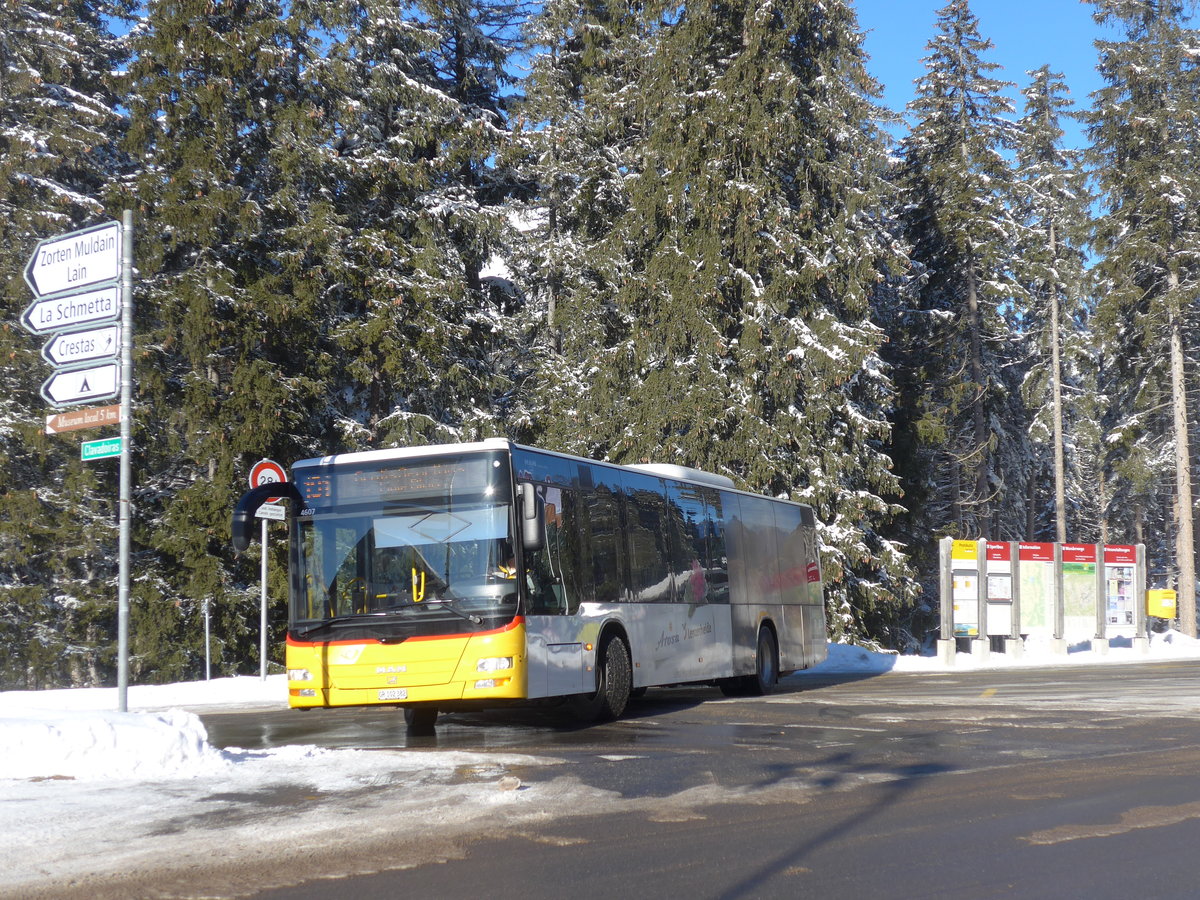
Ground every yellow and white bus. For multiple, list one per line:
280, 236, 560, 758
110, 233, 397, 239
232, 439, 826, 730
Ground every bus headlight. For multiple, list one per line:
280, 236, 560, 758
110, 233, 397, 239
476, 657, 513, 673
288, 668, 312, 682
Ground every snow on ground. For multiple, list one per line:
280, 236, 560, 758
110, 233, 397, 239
3, 635, 1200, 897
809, 629, 1200, 675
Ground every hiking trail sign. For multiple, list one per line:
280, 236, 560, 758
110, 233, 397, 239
23, 221, 122, 299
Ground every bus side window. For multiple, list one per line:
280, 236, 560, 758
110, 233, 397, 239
666, 482, 708, 605
585, 482, 626, 604
622, 473, 671, 603
702, 489, 730, 604
772, 505, 808, 605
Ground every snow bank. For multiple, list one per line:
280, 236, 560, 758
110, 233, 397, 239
1, 707, 226, 781
0, 675, 284, 782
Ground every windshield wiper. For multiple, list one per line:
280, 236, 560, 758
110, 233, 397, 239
294, 610, 416, 638
425, 598, 483, 625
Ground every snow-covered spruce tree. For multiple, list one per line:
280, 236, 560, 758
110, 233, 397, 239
325, 0, 535, 450
528, 0, 916, 643
123, 0, 339, 680
1012, 65, 1090, 543
1087, 0, 1200, 635
511, 0, 654, 459
420, 0, 540, 442
0, 0, 132, 687
893, 0, 1024, 543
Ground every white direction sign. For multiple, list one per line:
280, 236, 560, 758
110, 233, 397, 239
41, 324, 120, 367
21, 285, 120, 335
41, 362, 120, 408
24, 221, 122, 299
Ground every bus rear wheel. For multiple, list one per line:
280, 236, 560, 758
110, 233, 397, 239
570, 634, 632, 722
746, 627, 778, 696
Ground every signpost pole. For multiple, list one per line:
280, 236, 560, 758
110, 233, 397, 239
1008, 542, 1023, 658
1134, 543, 1149, 654
204, 598, 212, 681
261, 517, 269, 681
248, 458, 287, 683
1093, 543, 1109, 654
938, 538, 955, 666
117, 210, 134, 713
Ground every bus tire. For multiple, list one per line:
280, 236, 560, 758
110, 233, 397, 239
571, 634, 632, 722
746, 627, 778, 696
404, 706, 438, 733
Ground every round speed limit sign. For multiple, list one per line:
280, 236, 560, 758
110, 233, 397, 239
249, 458, 287, 497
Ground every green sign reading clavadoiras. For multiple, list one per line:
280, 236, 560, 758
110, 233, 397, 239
81, 436, 122, 461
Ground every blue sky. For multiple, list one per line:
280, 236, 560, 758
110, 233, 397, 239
853, 0, 1115, 148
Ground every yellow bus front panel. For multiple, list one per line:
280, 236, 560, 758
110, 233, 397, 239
285, 620, 528, 708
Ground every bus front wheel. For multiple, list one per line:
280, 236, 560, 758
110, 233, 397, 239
404, 706, 438, 733
570, 634, 632, 722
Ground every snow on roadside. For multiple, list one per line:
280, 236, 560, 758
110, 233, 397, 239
799, 630, 1200, 677
4, 639, 1200, 896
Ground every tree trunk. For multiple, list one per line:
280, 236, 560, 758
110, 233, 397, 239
1048, 221, 1067, 544
1026, 464, 1037, 539
966, 256, 989, 534
1099, 468, 1109, 545
1168, 270, 1196, 636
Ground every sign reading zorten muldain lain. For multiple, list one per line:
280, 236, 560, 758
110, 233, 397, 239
23, 221, 122, 299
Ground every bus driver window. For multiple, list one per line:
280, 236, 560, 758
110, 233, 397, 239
525, 485, 583, 616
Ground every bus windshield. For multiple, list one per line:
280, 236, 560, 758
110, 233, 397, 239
291, 452, 518, 636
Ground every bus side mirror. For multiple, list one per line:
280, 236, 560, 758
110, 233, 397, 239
232, 482, 304, 554
519, 482, 545, 552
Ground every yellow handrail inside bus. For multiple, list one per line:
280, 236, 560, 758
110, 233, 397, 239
412, 567, 426, 603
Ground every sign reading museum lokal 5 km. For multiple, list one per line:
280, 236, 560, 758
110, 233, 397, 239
16, 214, 138, 714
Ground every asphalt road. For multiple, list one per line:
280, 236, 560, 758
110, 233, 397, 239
192, 660, 1200, 899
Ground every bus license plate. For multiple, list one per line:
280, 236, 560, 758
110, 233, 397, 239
378, 688, 407, 700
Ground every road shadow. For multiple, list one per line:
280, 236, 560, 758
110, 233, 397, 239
716, 752, 957, 899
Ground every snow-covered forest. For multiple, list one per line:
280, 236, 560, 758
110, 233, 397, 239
2, 0, 1197, 689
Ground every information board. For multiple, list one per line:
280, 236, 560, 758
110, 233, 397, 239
951, 540, 979, 638
985, 542, 1013, 636
1061, 544, 1098, 642
1018, 542, 1055, 638
1104, 545, 1137, 633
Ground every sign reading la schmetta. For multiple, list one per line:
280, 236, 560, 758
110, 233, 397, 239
23, 221, 122, 299
22, 285, 121, 335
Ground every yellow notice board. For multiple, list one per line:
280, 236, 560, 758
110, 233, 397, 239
1147, 590, 1177, 619
951, 540, 978, 561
